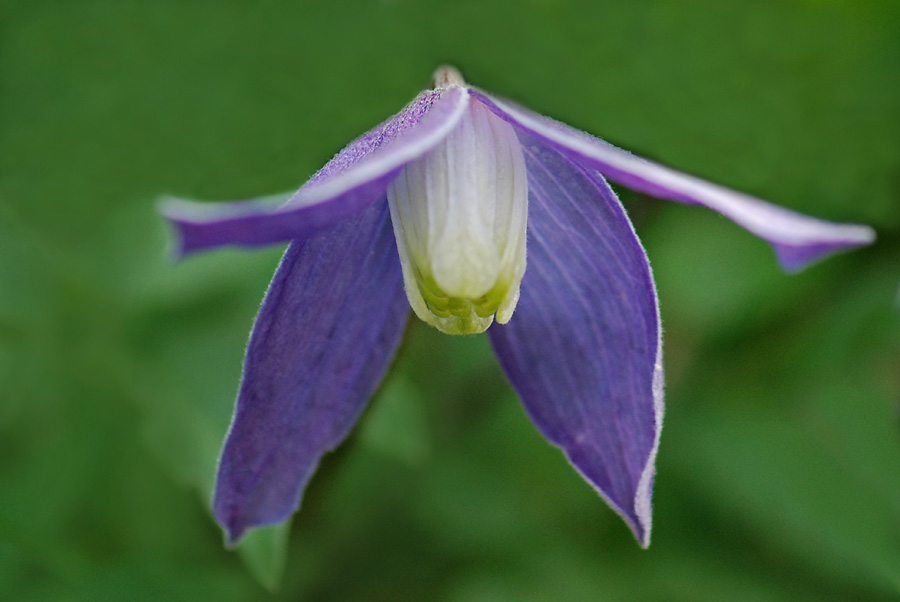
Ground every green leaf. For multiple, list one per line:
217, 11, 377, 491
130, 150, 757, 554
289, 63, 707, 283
235, 522, 291, 593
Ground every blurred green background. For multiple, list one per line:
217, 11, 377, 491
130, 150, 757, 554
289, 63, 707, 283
2, 0, 899, 600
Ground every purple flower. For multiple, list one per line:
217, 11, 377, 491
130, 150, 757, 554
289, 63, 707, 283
162, 67, 874, 547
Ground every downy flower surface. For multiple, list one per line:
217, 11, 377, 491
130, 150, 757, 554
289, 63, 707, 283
162, 66, 874, 547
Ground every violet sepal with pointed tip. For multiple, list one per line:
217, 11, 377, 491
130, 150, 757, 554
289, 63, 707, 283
213, 200, 408, 545
490, 133, 663, 546
471, 90, 875, 271
161, 86, 469, 256
162, 70, 875, 548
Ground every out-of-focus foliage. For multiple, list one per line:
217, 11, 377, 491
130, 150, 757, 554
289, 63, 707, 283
1, 0, 898, 600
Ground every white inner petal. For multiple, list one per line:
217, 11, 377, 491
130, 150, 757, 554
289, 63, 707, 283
387, 98, 528, 335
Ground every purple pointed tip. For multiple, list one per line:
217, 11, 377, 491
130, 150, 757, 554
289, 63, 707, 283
222, 518, 247, 549
213, 479, 294, 548
163, 218, 199, 260
157, 198, 193, 259
213, 492, 245, 547
771, 227, 876, 272
157, 196, 238, 258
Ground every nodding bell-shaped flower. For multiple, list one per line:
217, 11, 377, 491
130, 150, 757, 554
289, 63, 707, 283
161, 66, 875, 548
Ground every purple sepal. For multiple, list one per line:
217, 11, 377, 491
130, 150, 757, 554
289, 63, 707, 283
161, 86, 470, 256
212, 199, 409, 545
472, 90, 875, 271
489, 133, 663, 548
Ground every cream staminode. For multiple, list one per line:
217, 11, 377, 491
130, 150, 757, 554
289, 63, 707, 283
387, 70, 528, 335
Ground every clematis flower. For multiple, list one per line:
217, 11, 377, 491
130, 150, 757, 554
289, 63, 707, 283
162, 66, 874, 548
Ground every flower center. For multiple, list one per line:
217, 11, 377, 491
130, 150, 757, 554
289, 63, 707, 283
387, 96, 528, 335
